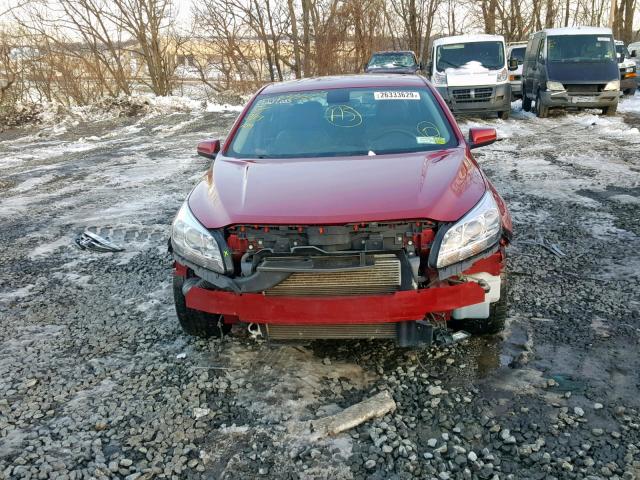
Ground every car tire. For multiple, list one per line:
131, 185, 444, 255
522, 93, 532, 112
449, 275, 508, 335
535, 91, 549, 118
623, 88, 633, 95
173, 275, 231, 338
498, 110, 510, 120
603, 104, 618, 116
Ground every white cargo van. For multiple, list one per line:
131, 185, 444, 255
428, 34, 515, 119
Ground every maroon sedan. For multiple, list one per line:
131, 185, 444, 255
170, 74, 512, 346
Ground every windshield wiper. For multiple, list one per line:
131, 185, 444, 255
438, 59, 460, 69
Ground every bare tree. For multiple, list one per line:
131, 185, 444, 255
107, 0, 182, 95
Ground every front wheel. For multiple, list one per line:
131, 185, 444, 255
623, 88, 634, 95
173, 275, 231, 338
449, 275, 508, 335
603, 104, 618, 116
522, 93, 532, 112
535, 91, 549, 118
498, 110, 510, 120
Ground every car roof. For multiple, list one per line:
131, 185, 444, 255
433, 34, 505, 47
261, 74, 427, 94
371, 50, 415, 55
542, 26, 612, 36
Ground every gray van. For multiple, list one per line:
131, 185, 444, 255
522, 27, 620, 117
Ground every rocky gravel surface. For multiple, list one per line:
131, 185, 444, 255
1, 98, 639, 480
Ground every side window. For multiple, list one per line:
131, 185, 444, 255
536, 36, 545, 62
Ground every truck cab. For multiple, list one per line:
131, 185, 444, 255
522, 27, 619, 117
615, 40, 638, 95
429, 34, 513, 119
507, 42, 527, 99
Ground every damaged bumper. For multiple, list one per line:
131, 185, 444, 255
540, 90, 618, 109
174, 247, 504, 346
184, 281, 486, 325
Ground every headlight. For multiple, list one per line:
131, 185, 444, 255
433, 71, 447, 85
171, 202, 226, 273
604, 80, 620, 91
546, 81, 565, 91
497, 68, 508, 82
626, 66, 635, 73
435, 192, 501, 268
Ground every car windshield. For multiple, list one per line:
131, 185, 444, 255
228, 87, 456, 159
436, 41, 505, 71
368, 53, 416, 69
547, 35, 615, 62
510, 46, 526, 64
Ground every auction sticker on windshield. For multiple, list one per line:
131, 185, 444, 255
374, 91, 420, 100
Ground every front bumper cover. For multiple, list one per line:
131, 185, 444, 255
540, 89, 618, 108
184, 281, 486, 325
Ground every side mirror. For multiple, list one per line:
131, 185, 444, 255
426, 61, 433, 73
631, 50, 637, 58
197, 139, 221, 159
468, 128, 497, 149
508, 58, 518, 70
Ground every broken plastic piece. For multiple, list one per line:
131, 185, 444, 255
75, 229, 124, 252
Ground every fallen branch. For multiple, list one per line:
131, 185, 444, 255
311, 390, 396, 437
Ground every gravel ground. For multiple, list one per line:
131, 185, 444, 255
1, 96, 639, 480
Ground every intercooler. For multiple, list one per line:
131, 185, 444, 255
264, 254, 401, 297
266, 323, 397, 340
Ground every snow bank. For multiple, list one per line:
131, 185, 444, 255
1, 94, 245, 132
617, 91, 640, 113
446, 61, 489, 74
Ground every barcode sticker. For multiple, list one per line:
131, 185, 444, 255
374, 91, 420, 100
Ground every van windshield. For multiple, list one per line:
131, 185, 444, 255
547, 35, 615, 62
227, 87, 457, 159
510, 47, 526, 64
436, 41, 505, 71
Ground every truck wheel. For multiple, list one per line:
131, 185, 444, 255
173, 275, 231, 338
603, 104, 618, 116
535, 91, 549, 118
522, 93, 532, 112
498, 110, 510, 120
449, 275, 508, 335
623, 88, 634, 95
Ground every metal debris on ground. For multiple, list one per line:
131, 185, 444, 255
75, 229, 124, 252
518, 237, 566, 258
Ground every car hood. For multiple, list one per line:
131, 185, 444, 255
188, 147, 487, 229
547, 60, 619, 83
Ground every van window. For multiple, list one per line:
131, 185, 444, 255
509, 47, 526, 64
536, 38, 545, 62
436, 41, 505, 71
547, 35, 615, 62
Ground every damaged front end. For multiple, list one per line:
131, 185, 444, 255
171, 205, 508, 346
